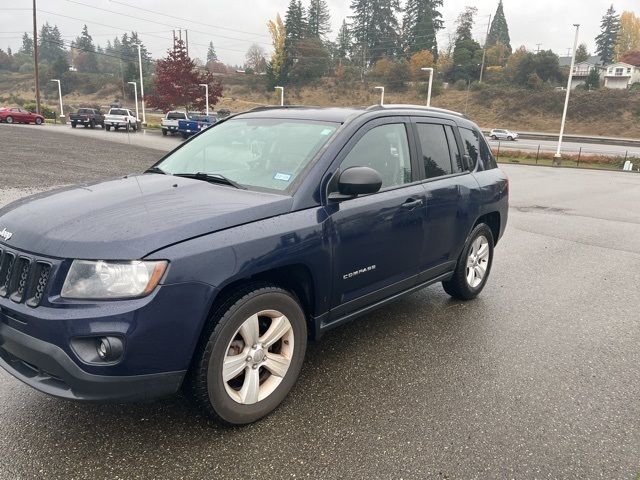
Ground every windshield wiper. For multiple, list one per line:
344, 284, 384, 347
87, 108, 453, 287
173, 172, 246, 189
144, 166, 167, 175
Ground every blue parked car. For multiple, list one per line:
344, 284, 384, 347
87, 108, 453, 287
177, 113, 217, 139
0, 105, 508, 424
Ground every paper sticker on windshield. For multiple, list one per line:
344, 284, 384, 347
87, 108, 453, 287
274, 173, 292, 182
320, 128, 333, 135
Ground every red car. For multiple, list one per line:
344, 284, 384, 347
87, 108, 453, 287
0, 107, 45, 125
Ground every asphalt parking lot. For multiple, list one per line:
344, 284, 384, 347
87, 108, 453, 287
1, 124, 639, 479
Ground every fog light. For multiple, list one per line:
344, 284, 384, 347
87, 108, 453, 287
95, 337, 123, 362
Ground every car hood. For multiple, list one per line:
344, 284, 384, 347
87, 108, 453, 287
0, 174, 293, 259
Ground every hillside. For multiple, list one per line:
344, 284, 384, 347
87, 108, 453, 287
1, 71, 639, 137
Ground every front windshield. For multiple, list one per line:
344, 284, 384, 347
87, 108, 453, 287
156, 117, 339, 191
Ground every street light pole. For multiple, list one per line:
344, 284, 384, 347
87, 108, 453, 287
127, 81, 138, 123
136, 43, 146, 126
33, 0, 41, 115
374, 86, 385, 105
554, 24, 580, 166
50, 79, 64, 121
421, 67, 434, 107
275, 86, 284, 106
199, 83, 209, 115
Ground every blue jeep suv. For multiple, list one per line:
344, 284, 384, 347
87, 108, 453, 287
0, 105, 508, 424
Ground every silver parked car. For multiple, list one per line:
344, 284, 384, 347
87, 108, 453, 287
489, 129, 519, 141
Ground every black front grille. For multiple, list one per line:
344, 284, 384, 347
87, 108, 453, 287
0, 247, 52, 308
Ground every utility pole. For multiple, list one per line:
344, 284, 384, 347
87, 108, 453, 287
185, 29, 189, 57
554, 24, 580, 166
275, 86, 284, 106
32, 0, 41, 114
199, 84, 209, 115
479, 13, 491, 84
536, 43, 542, 53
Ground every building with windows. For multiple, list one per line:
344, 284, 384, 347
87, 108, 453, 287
603, 62, 640, 89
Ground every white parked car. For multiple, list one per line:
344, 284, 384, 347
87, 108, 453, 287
104, 108, 139, 132
489, 129, 519, 141
161, 111, 188, 136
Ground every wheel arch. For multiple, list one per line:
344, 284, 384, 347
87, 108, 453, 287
473, 211, 501, 246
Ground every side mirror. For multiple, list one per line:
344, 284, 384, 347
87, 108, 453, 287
337, 166, 382, 197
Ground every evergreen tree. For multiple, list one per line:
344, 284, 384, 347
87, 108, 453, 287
486, 0, 511, 54
402, 0, 443, 58
584, 68, 600, 89
336, 20, 352, 60
307, 0, 331, 39
350, 0, 401, 65
595, 5, 620, 64
20, 33, 33, 56
455, 6, 477, 42
38, 23, 66, 64
285, 0, 307, 47
575, 43, 590, 63
206, 41, 218, 64
72, 25, 98, 72
450, 7, 482, 82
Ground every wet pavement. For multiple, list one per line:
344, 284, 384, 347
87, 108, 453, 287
0, 124, 639, 479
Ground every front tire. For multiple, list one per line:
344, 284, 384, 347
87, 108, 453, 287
5, 116, 13, 124
162, 129, 167, 136
442, 223, 494, 300
188, 285, 307, 425
71, 122, 77, 128
507, 136, 513, 141
105, 125, 111, 131
35, 117, 43, 125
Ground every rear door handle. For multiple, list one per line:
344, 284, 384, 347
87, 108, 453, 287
401, 198, 424, 209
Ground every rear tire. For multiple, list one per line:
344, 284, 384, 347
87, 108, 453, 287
90, 120, 95, 129
187, 285, 307, 425
442, 223, 494, 300
490, 135, 497, 140
71, 122, 77, 128
507, 136, 513, 141
106, 125, 111, 131
181, 132, 188, 139
162, 129, 167, 136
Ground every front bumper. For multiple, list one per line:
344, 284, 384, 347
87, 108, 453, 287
0, 322, 184, 401
0, 280, 215, 402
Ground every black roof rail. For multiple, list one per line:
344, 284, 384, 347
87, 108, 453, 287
366, 104, 466, 118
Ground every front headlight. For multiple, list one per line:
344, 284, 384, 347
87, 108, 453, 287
61, 260, 168, 300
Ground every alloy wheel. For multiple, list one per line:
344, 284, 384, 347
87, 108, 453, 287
466, 235, 490, 288
223, 310, 294, 405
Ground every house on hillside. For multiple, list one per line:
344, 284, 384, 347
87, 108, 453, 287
603, 62, 640, 89
569, 62, 605, 89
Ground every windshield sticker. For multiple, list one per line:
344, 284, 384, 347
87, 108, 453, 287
320, 128, 333, 135
274, 173, 292, 182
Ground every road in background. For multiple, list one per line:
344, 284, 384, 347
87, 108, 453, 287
488, 137, 640, 157
1, 125, 640, 479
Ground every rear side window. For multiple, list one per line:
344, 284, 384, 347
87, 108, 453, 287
460, 127, 498, 170
416, 123, 452, 179
445, 126, 464, 173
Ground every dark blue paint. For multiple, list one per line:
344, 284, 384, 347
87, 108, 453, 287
0, 106, 508, 401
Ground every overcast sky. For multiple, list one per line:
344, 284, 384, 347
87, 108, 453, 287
1, 0, 638, 66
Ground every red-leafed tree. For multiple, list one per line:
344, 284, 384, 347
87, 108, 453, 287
147, 40, 223, 112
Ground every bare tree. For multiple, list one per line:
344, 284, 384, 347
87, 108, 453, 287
245, 43, 267, 73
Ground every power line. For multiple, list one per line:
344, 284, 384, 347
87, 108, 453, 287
61, 0, 272, 46
107, 0, 271, 40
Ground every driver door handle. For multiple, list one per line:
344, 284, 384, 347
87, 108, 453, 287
401, 198, 424, 210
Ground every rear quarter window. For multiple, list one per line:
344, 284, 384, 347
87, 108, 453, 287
459, 127, 498, 171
